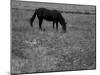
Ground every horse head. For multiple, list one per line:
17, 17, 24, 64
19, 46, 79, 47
59, 16, 67, 32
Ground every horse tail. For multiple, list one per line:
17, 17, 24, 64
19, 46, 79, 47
30, 9, 37, 27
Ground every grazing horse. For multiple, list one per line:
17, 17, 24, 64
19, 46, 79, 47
30, 8, 67, 32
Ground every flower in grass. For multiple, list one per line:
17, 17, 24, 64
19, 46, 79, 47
24, 39, 38, 47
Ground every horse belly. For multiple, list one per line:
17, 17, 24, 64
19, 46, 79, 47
44, 16, 54, 21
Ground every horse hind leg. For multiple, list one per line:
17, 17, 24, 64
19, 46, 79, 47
39, 19, 43, 31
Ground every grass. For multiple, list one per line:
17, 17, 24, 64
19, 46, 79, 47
11, 8, 96, 74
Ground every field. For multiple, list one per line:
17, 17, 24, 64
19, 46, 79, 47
11, 1, 96, 74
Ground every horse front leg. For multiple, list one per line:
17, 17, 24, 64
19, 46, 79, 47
56, 21, 58, 31
53, 21, 55, 29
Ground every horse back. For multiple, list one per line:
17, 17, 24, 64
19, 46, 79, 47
37, 8, 59, 16
36, 8, 59, 21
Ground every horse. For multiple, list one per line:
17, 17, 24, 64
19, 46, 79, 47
30, 8, 67, 32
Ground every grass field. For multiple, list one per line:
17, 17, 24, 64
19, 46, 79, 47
11, 1, 96, 74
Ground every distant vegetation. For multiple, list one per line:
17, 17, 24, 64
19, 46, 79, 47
12, 7, 96, 15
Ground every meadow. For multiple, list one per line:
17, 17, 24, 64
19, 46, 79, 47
11, 5, 96, 74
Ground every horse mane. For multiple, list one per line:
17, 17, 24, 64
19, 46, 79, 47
58, 13, 66, 24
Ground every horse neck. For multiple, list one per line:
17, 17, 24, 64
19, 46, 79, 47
59, 15, 65, 26
58, 15, 66, 31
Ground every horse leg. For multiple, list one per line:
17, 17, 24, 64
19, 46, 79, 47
56, 21, 58, 31
39, 19, 43, 30
53, 21, 55, 29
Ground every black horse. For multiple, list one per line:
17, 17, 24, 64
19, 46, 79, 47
30, 8, 67, 32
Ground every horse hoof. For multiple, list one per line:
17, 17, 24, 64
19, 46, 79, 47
43, 28, 46, 32
62, 31, 66, 33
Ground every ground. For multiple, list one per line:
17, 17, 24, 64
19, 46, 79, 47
11, 7, 96, 74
